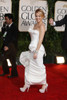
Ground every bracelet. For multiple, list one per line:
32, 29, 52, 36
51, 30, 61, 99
34, 50, 38, 54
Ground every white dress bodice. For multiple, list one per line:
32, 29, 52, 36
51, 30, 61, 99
28, 27, 46, 56
28, 28, 39, 52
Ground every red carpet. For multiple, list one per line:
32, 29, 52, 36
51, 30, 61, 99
0, 64, 67, 100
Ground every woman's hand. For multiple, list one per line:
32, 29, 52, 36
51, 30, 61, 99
33, 53, 37, 59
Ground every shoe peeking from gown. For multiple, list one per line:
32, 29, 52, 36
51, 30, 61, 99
39, 83, 48, 93
20, 85, 30, 92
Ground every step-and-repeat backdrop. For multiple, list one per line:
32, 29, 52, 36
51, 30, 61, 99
0, 0, 67, 32
54, 1, 67, 32
18, 0, 48, 32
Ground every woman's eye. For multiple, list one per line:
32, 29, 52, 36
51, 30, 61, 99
35, 16, 37, 17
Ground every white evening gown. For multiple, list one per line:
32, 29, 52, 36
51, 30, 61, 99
19, 27, 47, 86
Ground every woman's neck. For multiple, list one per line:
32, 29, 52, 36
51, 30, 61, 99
37, 21, 43, 26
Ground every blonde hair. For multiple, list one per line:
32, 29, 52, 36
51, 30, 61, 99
35, 9, 45, 18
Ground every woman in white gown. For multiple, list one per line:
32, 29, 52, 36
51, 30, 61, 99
19, 9, 48, 93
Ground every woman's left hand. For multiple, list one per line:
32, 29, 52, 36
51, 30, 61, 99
33, 53, 37, 59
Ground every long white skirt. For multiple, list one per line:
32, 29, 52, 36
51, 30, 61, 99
19, 46, 47, 86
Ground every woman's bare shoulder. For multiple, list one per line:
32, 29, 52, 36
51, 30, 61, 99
40, 23, 45, 31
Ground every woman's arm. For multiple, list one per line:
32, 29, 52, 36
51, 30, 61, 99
36, 25, 45, 51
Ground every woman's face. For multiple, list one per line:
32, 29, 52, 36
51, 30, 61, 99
35, 12, 43, 23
